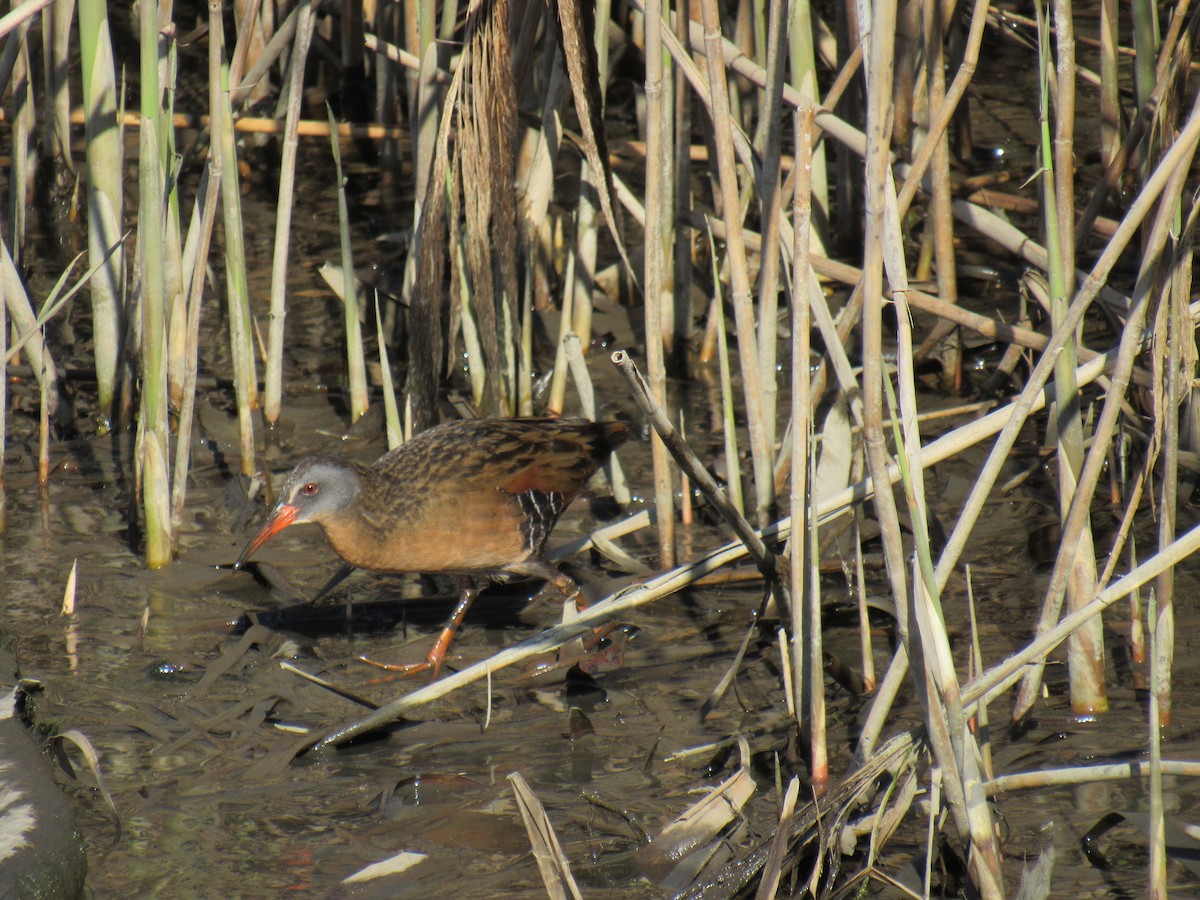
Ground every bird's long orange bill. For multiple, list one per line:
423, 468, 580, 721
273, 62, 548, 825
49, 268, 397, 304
235, 504, 299, 569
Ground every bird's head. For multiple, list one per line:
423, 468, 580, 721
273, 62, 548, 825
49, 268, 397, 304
235, 457, 362, 569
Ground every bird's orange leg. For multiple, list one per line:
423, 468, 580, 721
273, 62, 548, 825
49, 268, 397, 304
359, 580, 479, 678
546, 571, 621, 648
550, 572, 585, 611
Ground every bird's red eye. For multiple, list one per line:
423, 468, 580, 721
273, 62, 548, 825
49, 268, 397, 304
301, 482, 318, 496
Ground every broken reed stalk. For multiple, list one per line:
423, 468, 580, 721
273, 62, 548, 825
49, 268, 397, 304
139, 0, 171, 568
643, 0, 677, 569
564, 335, 629, 503
508, 772, 583, 900
327, 104, 369, 423
77, 0, 124, 428
612, 351, 777, 582
263, 0, 317, 429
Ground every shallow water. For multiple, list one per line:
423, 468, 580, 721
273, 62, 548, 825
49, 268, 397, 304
9, 384, 1200, 897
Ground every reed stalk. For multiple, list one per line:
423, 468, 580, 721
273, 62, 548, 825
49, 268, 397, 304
612, 353, 775, 577
77, 0, 124, 424
791, 95, 825, 788
754, 0, 787, 456
233, 4, 300, 107
9, 24, 31, 264
159, 6, 184, 429
0, 0, 53, 40
644, 0, 676, 568
38, 337, 48, 492
264, 0, 318, 429
0, 244, 4, 532
455, 233, 488, 406
571, 0, 611, 349
1042, 0, 1107, 716
965, 569, 991, 777
1153, 201, 1194, 732
170, 168, 221, 546
698, 0, 772, 526
139, 0, 171, 568
714, 277, 745, 519
515, 35, 566, 341
1153, 272, 1180, 744
0, 243, 64, 418
438, 0, 461, 39
858, 0, 912, 711
911, 0, 960, 380
371, 1, 404, 198
895, 0, 988, 218
859, 0, 999, 890
571, 164, 600, 348
375, 296, 402, 450
1148, 588, 1167, 898
328, 106, 369, 422
215, 49, 259, 474
655, 0, 677, 366
547, 241, 576, 416
1130, 0, 1157, 118
397, 0, 439, 325
519, 273, 534, 416
788, 0, 828, 252
1098, 0, 1119, 169
670, 0, 693, 360
229, 0, 266, 88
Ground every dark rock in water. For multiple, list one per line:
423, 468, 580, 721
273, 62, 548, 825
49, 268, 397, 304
0, 650, 87, 899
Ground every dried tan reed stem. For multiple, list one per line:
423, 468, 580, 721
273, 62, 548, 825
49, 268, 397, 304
263, 0, 317, 428
698, 0, 773, 526
643, 0, 677, 568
